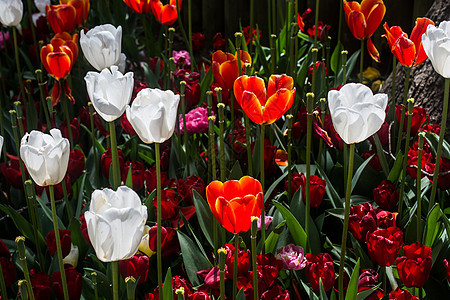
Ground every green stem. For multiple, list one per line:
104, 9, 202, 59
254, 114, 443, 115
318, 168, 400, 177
285, 0, 292, 53
218, 248, 226, 300
289, 23, 296, 76
218, 101, 226, 182
244, 115, 253, 176
91, 272, 99, 300
62, 90, 74, 148
12, 27, 25, 104
396, 67, 411, 155
305, 93, 314, 251
175, 0, 196, 71
111, 261, 119, 300
61, 179, 73, 219
232, 233, 239, 300
383, 266, 387, 297
398, 99, 414, 219
360, 39, 364, 83
260, 124, 266, 254
342, 50, 348, 85
267, 0, 272, 38
313, 0, 320, 48
180, 81, 189, 175
338, 143, 355, 300
272, 0, 276, 35
287, 115, 293, 201
429, 78, 449, 210
188, 0, 193, 66
49, 186, 69, 300
343, 143, 348, 191
10, 110, 27, 186
36, 70, 52, 131
155, 143, 163, 300
125, 276, 136, 300
271, 35, 276, 74
417, 132, 425, 242
311, 48, 318, 97
0, 262, 9, 300
108, 121, 120, 189
89, 103, 98, 186
249, 0, 255, 54
251, 218, 258, 300
16, 237, 34, 300
389, 57, 397, 123
141, 14, 152, 59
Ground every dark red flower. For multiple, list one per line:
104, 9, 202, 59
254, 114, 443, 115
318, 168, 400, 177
348, 203, 378, 242
67, 149, 85, 182
36, 175, 73, 201
373, 180, 399, 210
363, 149, 382, 172
0, 257, 16, 287
30, 270, 52, 300
261, 284, 290, 299
303, 175, 326, 207
256, 253, 284, 292
444, 259, 450, 282
45, 229, 71, 257
305, 252, 335, 292
0, 239, 10, 258
100, 147, 125, 179
192, 32, 205, 51
298, 8, 331, 40
79, 214, 90, 245
152, 275, 193, 300
375, 210, 397, 229
389, 288, 419, 300
357, 269, 384, 300
307, 61, 327, 83
431, 157, 450, 190
153, 189, 180, 220
119, 253, 149, 284
366, 227, 403, 267
223, 243, 250, 278
189, 291, 211, 300
145, 166, 172, 193
79, 106, 109, 137
1, 154, 25, 189
121, 113, 138, 136
59, 118, 80, 144
52, 264, 82, 300
284, 172, 305, 194
324, 113, 345, 150
177, 175, 206, 205
242, 26, 261, 45
148, 225, 180, 258
407, 141, 433, 179
396, 105, 428, 136
212, 32, 226, 49
420, 124, 440, 134
369, 121, 390, 146
122, 161, 146, 191
396, 242, 432, 288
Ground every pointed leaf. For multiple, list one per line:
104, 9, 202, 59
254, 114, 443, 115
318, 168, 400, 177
273, 200, 307, 249
345, 258, 360, 300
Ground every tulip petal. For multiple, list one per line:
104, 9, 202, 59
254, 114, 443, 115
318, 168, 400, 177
233, 75, 266, 107
348, 10, 366, 40
363, 1, 385, 38
262, 88, 295, 124
240, 90, 264, 124
422, 22, 450, 78
212, 61, 227, 90
393, 35, 416, 67
47, 52, 72, 80
367, 38, 381, 63
160, 5, 178, 26
219, 59, 239, 91
267, 74, 294, 98
410, 18, 434, 66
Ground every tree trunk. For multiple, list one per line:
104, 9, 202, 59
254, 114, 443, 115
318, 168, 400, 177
380, 0, 450, 136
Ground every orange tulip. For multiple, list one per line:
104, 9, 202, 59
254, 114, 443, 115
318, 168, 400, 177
150, 0, 181, 26
123, 0, 152, 14
206, 176, 263, 234
383, 18, 435, 67
343, 0, 385, 40
212, 50, 252, 91
46, 4, 77, 33
60, 0, 90, 25
233, 75, 295, 125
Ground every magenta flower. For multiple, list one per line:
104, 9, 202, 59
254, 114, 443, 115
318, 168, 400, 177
179, 107, 214, 134
257, 215, 273, 231
172, 50, 191, 68
276, 244, 307, 270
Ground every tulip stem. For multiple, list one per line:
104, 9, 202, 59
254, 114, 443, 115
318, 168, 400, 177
61, 179, 73, 219
338, 143, 355, 300
88, 103, 99, 187
383, 266, 387, 297
270, 34, 277, 74
15, 237, 34, 300
360, 39, 364, 83
249, 0, 254, 54
0, 262, 9, 300
245, 115, 253, 176
155, 143, 163, 300
313, 0, 320, 48
311, 48, 318, 97
49, 185, 70, 300
287, 115, 293, 201
218, 100, 226, 182
389, 57, 397, 124
260, 124, 266, 254
251, 218, 258, 300
36, 70, 52, 131
272, 0, 277, 35
398, 99, 414, 218
395, 67, 411, 155
180, 81, 189, 175
305, 93, 314, 252
108, 121, 120, 189
12, 27, 25, 106
111, 261, 119, 300
218, 248, 226, 300
62, 92, 74, 148
267, 0, 272, 38
417, 132, 425, 242
232, 233, 239, 300
175, 0, 196, 72
429, 77, 449, 211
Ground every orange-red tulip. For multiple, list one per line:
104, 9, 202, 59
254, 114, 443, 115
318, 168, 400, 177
60, 0, 90, 25
41, 33, 78, 80
343, 0, 386, 40
46, 4, 77, 33
383, 18, 435, 67
233, 74, 295, 125
212, 50, 251, 91
150, 0, 181, 26
206, 176, 263, 234
123, 0, 152, 14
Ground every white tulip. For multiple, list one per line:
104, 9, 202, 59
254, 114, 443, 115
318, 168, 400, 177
0, 135, 3, 157
0, 0, 23, 27
328, 83, 388, 144
80, 24, 123, 71
20, 129, 70, 187
126, 88, 180, 144
84, 186, 147, 262
84, 65, 134, 122
422, 21, 450, 78
63, 244, 79, 267
34, 0, 49, 13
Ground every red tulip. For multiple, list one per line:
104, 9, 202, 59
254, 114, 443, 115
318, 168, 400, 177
45, 229, 71, 257
395, 105, 428, 136
59, 117, 81, 143
396, 242, 432, 288
406, 141, 433, 179
373, 180, 399, 210
234, 75, 295, 125
123, 0, 152, 14
177, 174, 206, 205
343, 0, 385, 40
101, 147, 125, 179
303, 175, 326, 207
366, 227, 403, 266
148, 225, 180, 258
67, 149, 85, 182
433, 157, 450, 190
150, 0, 181, 26
357, 269, 384, 300
192, 32, 205, 51
363, 149, 382, 172
123, 160, 146, 191
52, 265, 82, 300
389, 288, 419, 300
1, 154, 25, 189
284, 172, 305, 194
383, 18, 435, 67
212, 50, 251, 91
60, 0, 90, 25
348, 203, 378, 242
41, 33, 78, 80
152, 189, 180, 220
0, 257, 16, 287
305, 252, 335, 292
444, 259, 450, 282
260, 284, 290, 300
46, 4, 77, 33
119, 253, 150, 284
206, 176, 263, 234
223, 243, 250, 278
375, 210, 397, 229
30, 270, 52, 300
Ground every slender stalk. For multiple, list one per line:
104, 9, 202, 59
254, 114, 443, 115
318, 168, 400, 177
336, 0, 344, 71
317, 99, 326, 165
232, 233, 239, 300
10, 110, 27, 186
249, 0, 255, 54
217, 90, 226, 182
24, 181, 44, 271
155, 143, 163, 300
383, 266, 387, 297
338, 143, 355, 300
360, 39, 364, 83
389, 57, 397, 123
396, 67, 411, 155
91, 272, 99, 300
305, 93, 314, 251
289, 22, 296, 76
61, 180, 73, 219
285, 0, 292, 53
271, 35, 277, 74
313, 0, 320, 48
342, 50, 348, 85
244, 115, 253, 175
176, 288, 185, 300
12, 27, 25, 104
218, 248, 226, 300
112, 261, 119, 300
180, 81, 189, 174
16, 237, 35, 300
49, 186, 69, 300
251, 217, 259, 300
108, 121, 120, 189
398, 99, 414, 218
272, 0, 276, 35
0, 260, 9, 300
88, 103, 98, 186
429, 78, 449, 210
417, 132, 425, 242
18, 280, 28, 300
175, 0, 196, 71
188, 0, 193, 61
125, 276, 136, 300
267, 0, 272, 38
61, 91, 74, 148
311, 48, 318, 97
36, 70, 52, 130
260, 124, 266, 253
287, 115, 293, 201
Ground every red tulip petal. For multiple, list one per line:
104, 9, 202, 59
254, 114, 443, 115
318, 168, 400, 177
262, 88, 295, 124
298, 13, 305, 32
410, 18, 434, 66
206, 180, 224, 215
219, 59, 239, 91
240, 90, 264, 124
51, 81, 61, 106
47, 52, 72, 79
212, 50, 228, 64
267, 74, 294, 98
235, 50, 252, 65
63, 81, 75, 104
160, 5, 178, 26
275, 149, 288, 166
212, 61, 227, 90
383, 23, 405, 50
362, 0, 386, 38
40, 44, 53, 75
393, 35, 416, 67
233, 75, 266, 107
367, 38, 381, 63
238, 176, 263, 196
348, 10, 367, 40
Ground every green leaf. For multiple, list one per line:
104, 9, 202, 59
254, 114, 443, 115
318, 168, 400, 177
319, 279, 329, 300
177, 231, 211, 286
356, 283, 382, 300
199, 66, 213, 104
424, 204, 441, 247
388, 151, 403, 182
34, 194, 65, 230
425, 132, 450, 158
345, 258, 360, 300
330, 42, 344, 74
80, 124, 106, 154
229, 160, 244, 180
273, 200, 308, 249
192, 190, 214, 248
264, 170, 288, 202
264, 221, 286, 253
162, 267, 173, 300
75, 173, 87, 218
236, 288, 246, 300
335, 49, 360, 85
316, 164, 342, 208
372, 134, 389, 177
254, 30, 270, 76
351, 155, 373, 193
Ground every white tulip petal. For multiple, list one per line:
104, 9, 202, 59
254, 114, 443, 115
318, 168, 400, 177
422, 21, 450, 78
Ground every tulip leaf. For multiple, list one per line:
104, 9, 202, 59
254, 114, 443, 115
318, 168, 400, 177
388, 151, 403, 182
355, 283, 381, 300
351, 155, 372, 194
236, 288, 246, 300
68, 217, 89, 256
125, 166, 133, 189
335, 49, 361, 86
424, 132, 450, 158
301, 280, 320, 300
192, 190, 215, 248
264, 220, 286, 253
177, 231, 211, 286
330, 41, 344, 75
229, 161, 244, 180
270, 123, 287, 152
424, 204, 441, 247
254, 30, 270, 76
34, 193, 66, 230
80, 124, 106, 154
316, 164, 342, 208
319, 279, 329, 300
75, 173, 87, 219
264, 170, 288, 202
199, 66, 213, 105
372, 134, 390, 177
162, 267, 173, 300
345, 258, 360, 300
273, 200, 308, 249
